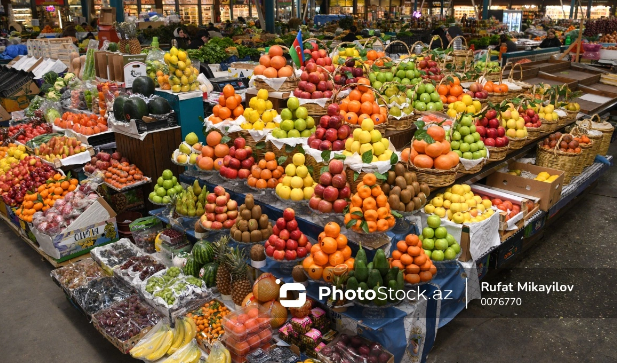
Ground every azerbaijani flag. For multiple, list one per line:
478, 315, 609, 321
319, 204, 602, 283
290, 31, 304, 67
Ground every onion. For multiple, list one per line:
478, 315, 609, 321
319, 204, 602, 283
368, 356, 379, 363
351, 336, 363, 348
340, 334, 350, 344
359, 345, 371, 356
378, 352, 390, 363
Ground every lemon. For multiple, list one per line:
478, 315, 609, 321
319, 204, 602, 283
255, 99, 266, 114
359, 143, 373, 155
262, 110, 274, 123
292, 153, 305, 166
190, 83, 197, 91
180, 75, 188, 85
454, 101, 466, 113
241, 122, 252, 129
372, 142, 385, 155
346, 48, 354, 57
265, 100, 274, 110
333, 55, 340, 64
164, 53, 171, 63
278, 186, 291, 199
248, 110, 260, 123
282, 175, 292, 186
285, 164, 296, 177
181, 84, 190, 92
249, 97, 257, 109
171, 85, 181, 93
290, 176, 304, 188
303, 174, 314, 187
447, 108, 458, 118
257, 89, 269, 100
266, 122, 276, 129
296, 165, 308, 178
168, 65, 176, 74
169, 55, 178, 65
177, 50, 187, 61
175, 69, 183, 78
183, 67, 192, 77
381, 138, 390, 150
169, 46, 178, 56
177, 61, 186, 70
472, 100, 482, 111
290, 188, 304, 201
303, 186, 314, 199
466, 105, 476, 114
253, 121, 265, 130
461, 94, 473, 106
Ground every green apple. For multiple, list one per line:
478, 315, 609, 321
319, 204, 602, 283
422, 226, 435, 238
163, 179, 174, 190
452, 131, 461, 141
420, 93, 431, 103
294, 118, 307, 131
464, 134, 475, 144
295, 106, 308, 120
280, 120, 294, 131
463, 151, 473, 159
430, 92, 441, 102
450, 140, 460, 150
287, 97, 300, 110
157, 177, 164, 187
470, 143, 478, 152
301, 130, 312, 137
431, 250, 444, 261
424, 84, 435, 93
459, 126, 470, 136
385, 72, 393, 81
444, 247, 457, 260
459, 143, 470, 152
281, 108, 293, 120
162, 169, 173, 180
288, 129, 301, 138
415, 101, 426, 111
472, 151, 482, 159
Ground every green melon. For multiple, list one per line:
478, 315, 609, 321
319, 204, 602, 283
132, 76, 155, 97
148, 96, 171, 115
113, 96, 128, 121
183, 255, 200, 277
192, 240, 214, 265
123, 97, 148, 121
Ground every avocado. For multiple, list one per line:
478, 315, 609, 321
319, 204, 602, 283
354, 260, 368, 283
367, 269, 383, 289
373, 249, 389, 278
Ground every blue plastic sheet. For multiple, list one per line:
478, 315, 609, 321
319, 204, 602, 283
0, 44, 27, 59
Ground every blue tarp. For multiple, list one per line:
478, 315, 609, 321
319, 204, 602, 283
0, 44, 27, 60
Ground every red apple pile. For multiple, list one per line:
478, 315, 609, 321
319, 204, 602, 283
519, 106, 542, 128
265, 208, 312, 261
0, 156, 56, 206
467, 82, 488, 99
295, 62, 335, 99
334, 58, 366, 87
219, 137, 255, 180
199, 185, 237, 230
302, 42, 335, 72
308, 159, 350, 214
475, 109, 509, 147
418, 55, 444, 81
308, 104, 351, 151
84, 151, 129, 174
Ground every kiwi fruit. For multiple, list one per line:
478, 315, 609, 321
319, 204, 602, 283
413, 197, 422, 210
230, 225, 237, 235
398, 202, 406, 211
407, 184, 416, 197
381, 183, 391, 195
251, 205, 262, 220
411, 181, 420, 195
234, 229, 243, 241
238, 219, 248, 232
403, 171, 414, 186
417, 192, 427, 205
238, 204, 245, 213
267, 225, 273, 235
406, 201, 416, 212
420, 183, 430, 197
394, 163, 405, 176
259, 214, 269, 229
248, 219, 259, 231
242, 231, 252, 242
251, 244, 266, 261
389, 194, 400, 207
292, 265, 308, 282
245, 194, 255, 209
251, 230, 263, 242
240, 209, 252, 221
260, 228, 270, 239
390, 186, 401, 197
387, 170, 396, 184
395, 176, 407, 190
400, 189, 412, 204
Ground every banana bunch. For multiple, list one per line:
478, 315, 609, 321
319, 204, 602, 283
162, 340, 202, 363
207, 341, 231, 363
130, 317, 197, 360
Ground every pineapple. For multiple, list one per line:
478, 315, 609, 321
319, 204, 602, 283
118, 21, 140, 55
114, 22, 128, 54
214, 236, 232, 296
227, 248, 253, 306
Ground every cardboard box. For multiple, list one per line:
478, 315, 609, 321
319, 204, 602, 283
30, 197, 119, 260
494, 229, 523, 268
476, 253, 490, 280
122, 54, 147, 88
487, 162, 564, 212
470, 185, 527, 231
95, 51, 109, 79
0, 105, 10, 122
107, 53, 117, 81
100, 8, 117, 26
0, 79, 40, 113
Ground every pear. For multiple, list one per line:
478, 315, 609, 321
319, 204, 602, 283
196, 202, 204, 216
193, 180, 202, 195
188, 204, 196, 217
390, 106, 402, 117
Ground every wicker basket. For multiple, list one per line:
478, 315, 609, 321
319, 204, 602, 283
507, 63, 533, 91
586, 114, 614, 156
301, 65, 335, 118
568, 127, 594, 174
345, 169, 384, 193
240, 130, 271, 161
303, 38, 331, 53
379, 81, 414, 131
445, 36, 473, 71
486, 145, 508, 161
305, 153, 329, 182
332, 82, 389, 132
577, 119, 603, 166
408, 163, 457, 188
539, 118, 559, 133
458, 159, 486, 174
254, 45, 299, 92
507, 136, 527, 150
536, 137, 582, 184
526, 126, 542, 139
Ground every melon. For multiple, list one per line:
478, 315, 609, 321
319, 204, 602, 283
253, 273, 280, 302
124, 97, 148, 121
148, 96, 171, 115
132, 75, 155, 97
113, 96, 128, 121
260, 300, 287, 328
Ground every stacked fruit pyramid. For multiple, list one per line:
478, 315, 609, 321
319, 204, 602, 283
343, 173, 397, 233
275, 153, 315, 201
209, 85, 244, 124
247, 152, 285, 190
302, 222, 354, 282
161, 46, 200, 92
338, 79, 387, 127
390, 234, 437, 284
242, 89, 280, 130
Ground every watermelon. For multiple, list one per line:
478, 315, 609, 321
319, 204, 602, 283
124, 97, 148, 121
113, 96, 128, 121
183, 255, 200, 277
192, 240, 214, 265
132, 76, 155, 97
148, 96, 171, 115
201, 262, 218, 287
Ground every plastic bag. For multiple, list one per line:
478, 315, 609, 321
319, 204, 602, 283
50, 258, 106, 291
72, 277, 133, 315
163, 339, 202, 363
91, 239, 144, 270
41, 99, 62, 123
146, 37, 168, 84
84, 81, 98, 111
207, 341, 231, 363
82, 39, 99, 81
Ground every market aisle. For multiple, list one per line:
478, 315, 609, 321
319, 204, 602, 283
427, 143, 617, 363
0, 223, 135, 363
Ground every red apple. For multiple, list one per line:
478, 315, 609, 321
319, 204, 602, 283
286, 219, 298, 231
276, 217, 286, 230
320, 172, 332, 186
297, 234, 308, 247
331, 173, 346, 189
283, 208, 295, 221
285, 250, 297, 260
314, 184, 325, 197
286, 239, 298, 250
279, 229, 290, 241
265, 245, 275, 256
296, 246, 308, 258
273, 250, 285, 260
318, 199, 333, 213
274, 237, 286, 250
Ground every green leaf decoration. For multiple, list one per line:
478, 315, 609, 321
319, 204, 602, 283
255, 141, 266, 150
361, 150, 373, 164
285, 144, 295, 153
351, 210, 364, 217
278, 156, 287, 165
221, 135, 231, 144
321, 150, 331, 161
334, 154, 347, 160
374, 172, 387, 180
361, 221, 369, 233
390, 152, 398, 165
353, 171, 360, 181
346, 219, 357, 229
320, 165, 329, 174
391, 210, 403, 218
307, 165, 314, 176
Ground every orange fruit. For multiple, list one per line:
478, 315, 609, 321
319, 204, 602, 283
320, 237, 338, 254
324, 221, 341, 237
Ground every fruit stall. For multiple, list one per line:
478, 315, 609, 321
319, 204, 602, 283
1, 30, 617, 363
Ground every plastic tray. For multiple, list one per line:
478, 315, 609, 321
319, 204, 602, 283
222, 307, 271, 341
104, 177, 151, 192
221, 327, 272, 356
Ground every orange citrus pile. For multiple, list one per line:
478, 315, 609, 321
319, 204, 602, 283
390, 234, 437, 284
210, 84, 244, 124
343, 173, 396, 233
339, 79, 387, 126
302, 221, 354, 282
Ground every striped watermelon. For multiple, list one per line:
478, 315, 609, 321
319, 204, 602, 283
192, 240, 214, 265
183, 255, 200, 277
201, 262, 218, 287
